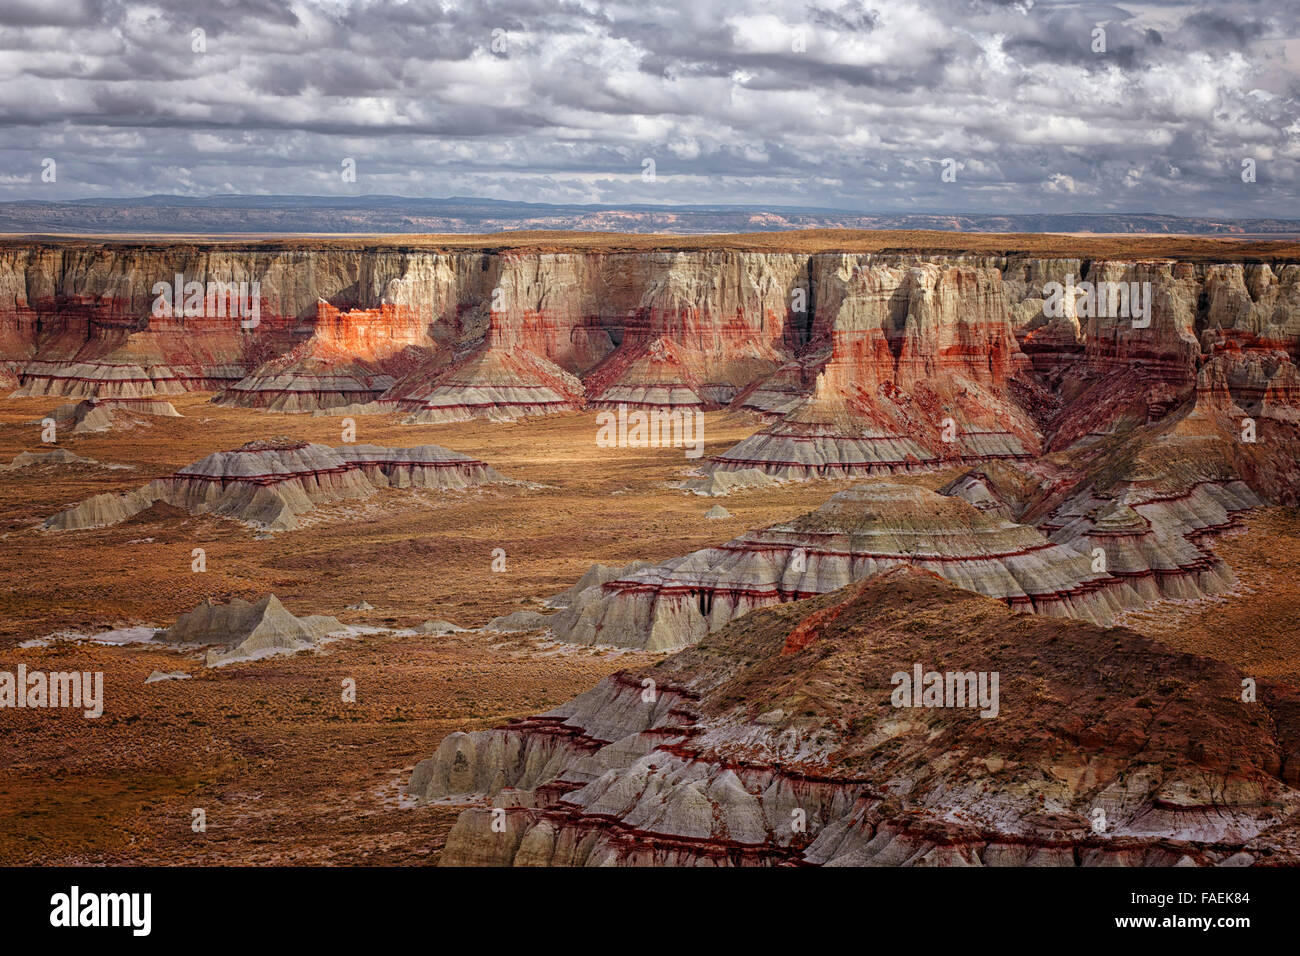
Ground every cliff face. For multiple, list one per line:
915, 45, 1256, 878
714, 257, 1042, 476
2, 245, 1297, 453
0, 247, 805, 408
805, 255, 1025, 389
383, 250, 807, 421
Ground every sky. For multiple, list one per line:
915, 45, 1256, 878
0, 0, 1296, 216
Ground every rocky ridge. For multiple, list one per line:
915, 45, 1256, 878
411, 568, 1300, 867
42, 437, 507, 532
485, 359, 1294, 651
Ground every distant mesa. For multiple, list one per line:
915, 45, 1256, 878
157, 595, 346, 667
411, 567, 1300, 866
43, 438, 508, 532
7, 196, 1300, 237
8, 197, 1300, 236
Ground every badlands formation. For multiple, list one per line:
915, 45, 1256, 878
1, 447, 107, 471
490, 368, 1287, 651
158, 594, 346, 666
43, 437, 507, 532
2, 233, 1299, 868
413, 568, 1300, 867
525, 475, 1242, 650
44, 397, 180, 434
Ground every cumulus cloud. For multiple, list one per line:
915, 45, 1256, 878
0, 0, 1295, 215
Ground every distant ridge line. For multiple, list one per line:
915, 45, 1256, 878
2, 196, 1299, 237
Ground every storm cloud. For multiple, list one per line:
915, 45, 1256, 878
0, 0, 1295, 216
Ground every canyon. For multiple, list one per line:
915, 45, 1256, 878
2, 231, 1299, 868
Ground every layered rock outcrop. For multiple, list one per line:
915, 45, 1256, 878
0, 245, 444, 400
385, 344, 586, 424
526, 463, 1255, 650
214, 301, 420, 412
494, 368, 1291, 653
44, 397, 180, 433
3, 243, 1296, 476
157, 594, 346, 666
707, 259, 1039, 477
412, 568, 1300, 866
43, 437, 507, 532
